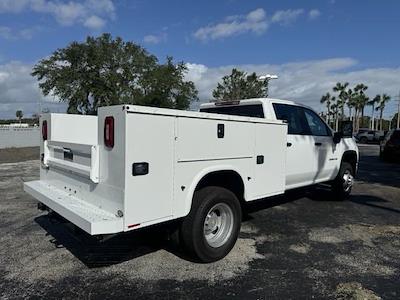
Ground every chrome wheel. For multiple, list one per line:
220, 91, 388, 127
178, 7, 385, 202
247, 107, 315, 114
342, 169, 354, 192
203, 203, 234, 248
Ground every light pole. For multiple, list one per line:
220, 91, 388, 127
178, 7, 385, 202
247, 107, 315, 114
258, 74, 278, 97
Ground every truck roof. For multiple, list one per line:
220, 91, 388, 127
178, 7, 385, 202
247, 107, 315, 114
99, 104, 284, 125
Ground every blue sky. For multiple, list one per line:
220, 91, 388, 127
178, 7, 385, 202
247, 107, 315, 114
0, 0, 399, 118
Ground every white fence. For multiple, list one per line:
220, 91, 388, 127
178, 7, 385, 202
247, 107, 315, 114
0, 127, 40, 149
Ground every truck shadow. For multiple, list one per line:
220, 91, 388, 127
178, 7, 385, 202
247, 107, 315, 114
35, 186, 398, 268
31, 187, 338, 268
35, 214, 181, 268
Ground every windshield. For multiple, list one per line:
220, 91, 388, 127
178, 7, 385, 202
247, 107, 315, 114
200, 104, 265, 118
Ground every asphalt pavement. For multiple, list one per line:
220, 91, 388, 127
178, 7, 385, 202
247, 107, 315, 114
0, 144, 399, 299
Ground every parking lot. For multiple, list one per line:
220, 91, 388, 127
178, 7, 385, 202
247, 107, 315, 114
0, 144, 399, 299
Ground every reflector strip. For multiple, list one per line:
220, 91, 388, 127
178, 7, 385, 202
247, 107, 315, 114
128, 223, 140, 228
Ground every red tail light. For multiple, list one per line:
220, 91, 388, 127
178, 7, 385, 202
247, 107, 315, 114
104, 116, 114, 148
42, 120, 48, 141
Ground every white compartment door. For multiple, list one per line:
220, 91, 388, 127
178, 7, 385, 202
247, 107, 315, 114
124, 113, 175, 227
250, 123, 287, 199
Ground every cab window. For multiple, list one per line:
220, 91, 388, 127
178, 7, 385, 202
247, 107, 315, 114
303, 108, 330, 136
200, 104, 264, 118
273, 103, 310, 135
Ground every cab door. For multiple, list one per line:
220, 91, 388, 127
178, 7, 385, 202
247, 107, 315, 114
302, 108, 339, 181
272, 103, 317, 189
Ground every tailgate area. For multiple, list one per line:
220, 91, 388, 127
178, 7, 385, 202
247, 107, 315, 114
24, 111, 126, 235
25, 181, 123, 234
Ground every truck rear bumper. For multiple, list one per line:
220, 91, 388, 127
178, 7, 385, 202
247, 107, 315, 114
24, 181, 123, 235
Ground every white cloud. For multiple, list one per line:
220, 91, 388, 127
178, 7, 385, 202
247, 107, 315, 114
1, 58, 399, 119
0, 61, 66, 118
0, 0, 29, 13
0, 26, 12, 39
0, 25, 41, 40
83, 15, 106, 30
194, 8, 321, 41
186, 58, 400, 117
0, 0, 115, 29
143, 32, 167, 45
271, 9, 304, 25
193, 8, 268, 41
308, 9, 321, 20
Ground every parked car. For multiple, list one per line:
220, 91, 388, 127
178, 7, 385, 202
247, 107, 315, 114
24, 98, 359, 262
380, 129, 400, 161
355, 130, 385, 144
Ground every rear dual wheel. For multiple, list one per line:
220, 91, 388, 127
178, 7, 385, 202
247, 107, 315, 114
179, 186, 242, 263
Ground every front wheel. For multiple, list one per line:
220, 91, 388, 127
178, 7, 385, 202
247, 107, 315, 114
332, 162, 354, 200
179, 186, 242, 263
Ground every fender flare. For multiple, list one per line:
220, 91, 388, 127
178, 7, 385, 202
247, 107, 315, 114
183, 165, 247, 216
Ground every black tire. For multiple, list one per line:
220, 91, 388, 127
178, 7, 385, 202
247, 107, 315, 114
179, 186, 242, 263
332, 162, 354, 200
360, 137, 368, 144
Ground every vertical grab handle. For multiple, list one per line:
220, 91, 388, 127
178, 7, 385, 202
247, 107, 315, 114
217, 124, 225, 138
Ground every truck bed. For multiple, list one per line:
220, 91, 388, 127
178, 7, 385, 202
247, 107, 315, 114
24, 104, 287, 235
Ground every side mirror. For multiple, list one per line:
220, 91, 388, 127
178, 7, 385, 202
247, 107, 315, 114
333, 132, 342, 144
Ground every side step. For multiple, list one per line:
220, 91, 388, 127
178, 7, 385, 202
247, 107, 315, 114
24, 180, 124, 235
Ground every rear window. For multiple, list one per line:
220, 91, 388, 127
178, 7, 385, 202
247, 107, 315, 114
200, 104, 265, 118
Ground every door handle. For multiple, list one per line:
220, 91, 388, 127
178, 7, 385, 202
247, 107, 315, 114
315, 142, 322, 146
287, 142, 292, 147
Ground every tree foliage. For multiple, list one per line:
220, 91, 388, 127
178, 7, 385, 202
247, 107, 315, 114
32, 34, 198, 114
16, 110, 23, 121
321, 81, 393, 131
212, 68, 267, 101
374, 94, 391, 130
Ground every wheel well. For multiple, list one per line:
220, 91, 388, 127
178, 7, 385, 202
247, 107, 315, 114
195, 170, 245, 202
342, 151, 357, 173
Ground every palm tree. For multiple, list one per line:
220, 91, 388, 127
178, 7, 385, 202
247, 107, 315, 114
368, 96, 380, 130
333, 82, 349, 120
320, 92, 332, 123
375, 94, 391, 130
346, 89, 355, 121
347, 89, 360, 130
353, 84, 369, 130
330, 101, 339, 131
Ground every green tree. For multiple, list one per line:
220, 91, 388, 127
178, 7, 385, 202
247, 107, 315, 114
16, 110, 23, 123
32, 34, 197, 114
320, 92, 333, 123
212, 68, 268, 101
367, 95, 380, 130
374, 94, 391, 130
330, 101, 339, 131
353, 84, 369, 130
333, 82, 349, 120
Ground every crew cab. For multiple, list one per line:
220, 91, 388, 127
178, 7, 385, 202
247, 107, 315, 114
24, 98, 358, 262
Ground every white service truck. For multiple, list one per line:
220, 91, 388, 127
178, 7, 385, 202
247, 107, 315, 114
24, 98, 358, 262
